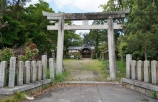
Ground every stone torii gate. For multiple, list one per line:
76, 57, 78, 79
43, 10, 129, 79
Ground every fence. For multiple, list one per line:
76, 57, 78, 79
0, 55, 55, 88
126, 54, 158, 85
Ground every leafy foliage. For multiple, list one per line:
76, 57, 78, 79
124, 0, 158, 60
0, 48, 14, 61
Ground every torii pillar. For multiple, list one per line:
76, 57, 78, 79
56, 19, 64, 74
107, 17, 117, 79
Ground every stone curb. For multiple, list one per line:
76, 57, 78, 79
122, 78, 158, 91
0, 79, 51, 95
58, 81, 120, 85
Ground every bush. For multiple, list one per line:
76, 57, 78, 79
91, 54, 96, 59
74, 53, 81, 59
65, 53, 70, 59
0, 48, 14, 62
18, 42, 39, 61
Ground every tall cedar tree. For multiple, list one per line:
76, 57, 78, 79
125, 0, 158, 60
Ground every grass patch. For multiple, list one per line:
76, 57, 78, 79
101, 61, 109, 78
63, 59, 126, 81
116, 60, 126, 79
46, 68, 50, 79
63, 59, 109, 81
83, 59, 104, 72
52, 71, 70, 85
152, 91, 157, 99
2, 91, 25, 102
101, 60, 126, 81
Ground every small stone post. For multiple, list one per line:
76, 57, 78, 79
126, 54, 132, 79
0, 61, 7, 88
137, 60, 143, 81
31, 61, 37, 82
8, 57, 16, 87
17, 61, 24, 86
51, 50, 55, 59
49, 58, 54, 80
131, 60, 137, 80
144, 60, 150, 83
151, 60, 158, 84
37, 61, 42, 81
42, 55, 47, 80
25, 61, 31, 84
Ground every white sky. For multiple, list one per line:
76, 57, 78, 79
27, 0, 108, 34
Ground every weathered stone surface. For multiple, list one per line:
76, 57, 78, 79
0, 79, 51, 95
43, 9, 130, 20
42, 55, 47, 79
151, 60, 158, 85
131, 60, 137, 80
56, 19, 64, 74
47, 22, 122, 30
122, 78, 158, 99
17, 61, 24, 86
122, 78, 158, 91
49, 58, 54, 80
37, 61, 42, 81
25, 61, 31, 84
144, 60, 150, 83
138, 87, 145, 94
0, 61, 7, 88
8, 57, 16, 87
107, 17, 117, 79
137, 60, 144, 81
126, 54, 132, 79
31, 61, 37, 82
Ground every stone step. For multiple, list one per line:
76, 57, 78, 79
57, 81, 120, 85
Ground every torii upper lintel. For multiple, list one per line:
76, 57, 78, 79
42, 9, 130, 20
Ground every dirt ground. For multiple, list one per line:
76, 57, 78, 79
63, 58, 107, 81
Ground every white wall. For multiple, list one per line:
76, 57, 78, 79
68, 50, 79, 52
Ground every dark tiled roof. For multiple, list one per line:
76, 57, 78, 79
67, 44, 94, 50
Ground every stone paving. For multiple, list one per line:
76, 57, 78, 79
24, 83, 158, 102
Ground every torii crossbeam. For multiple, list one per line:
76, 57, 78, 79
43, 9, 129, 79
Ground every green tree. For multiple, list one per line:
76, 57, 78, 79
0, 0, 10, 31
124, 0, 158, 60
1, 0, 57, 57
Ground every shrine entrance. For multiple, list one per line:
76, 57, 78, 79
43, 9, 129, 79
82, 48, 91, 58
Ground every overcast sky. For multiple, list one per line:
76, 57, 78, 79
27, 0, 108, 34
